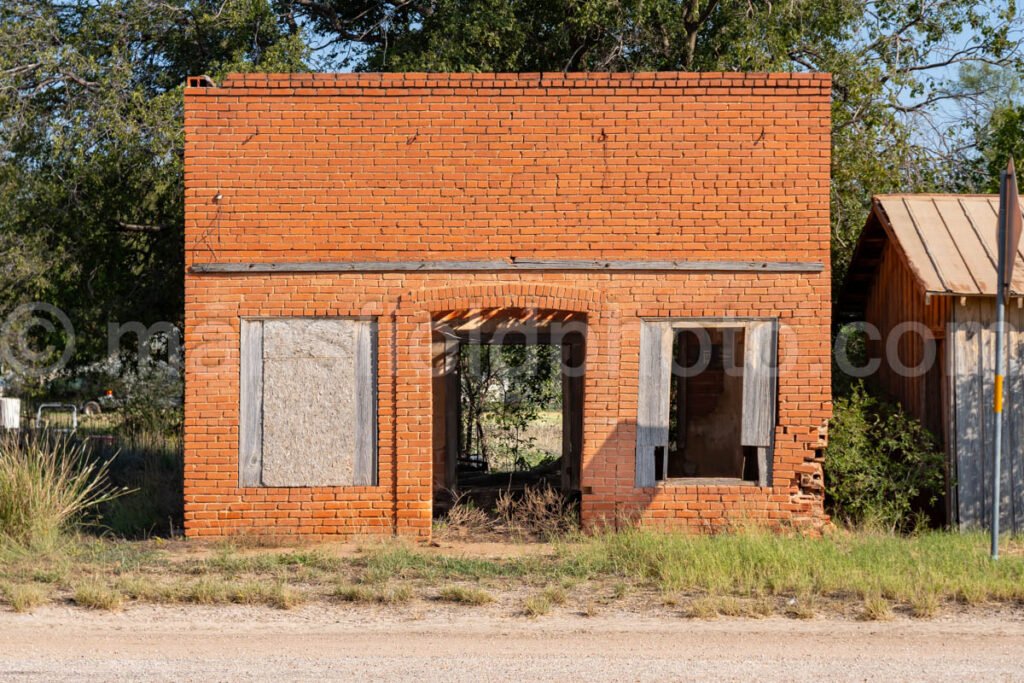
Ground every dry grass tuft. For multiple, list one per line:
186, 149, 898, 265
685, 596, 775, 619
495, 484, 578, 540
523, 593, 552, 617
73, 582, 124, 611
685, 597, 720, 619
910, 591, 940, 619
437, 585, 494, 605
2, 582, 50, 613
860, 594, 894, 621
540, 585, 567, 606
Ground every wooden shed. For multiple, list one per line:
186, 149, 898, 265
841, 194, 1024, 532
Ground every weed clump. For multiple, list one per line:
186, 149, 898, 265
0, 433, 127, 549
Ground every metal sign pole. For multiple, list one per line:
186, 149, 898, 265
993, 170, 1008, 560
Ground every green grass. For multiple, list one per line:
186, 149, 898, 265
557, 528, 1024, 604
2, 528, 1024, 617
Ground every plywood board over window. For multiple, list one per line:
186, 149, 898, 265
239, 318, 378, 487
636, 318, 778, 488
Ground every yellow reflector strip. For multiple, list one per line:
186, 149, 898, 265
996, 375, 1005, 413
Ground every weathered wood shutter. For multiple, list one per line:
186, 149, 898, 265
353, 319, 378, 486
239, 319, 264, 487
741, 320, 778, 486
636, 321, 673, 487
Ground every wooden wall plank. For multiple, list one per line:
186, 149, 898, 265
192, 259, 825, 274
944, 323, 958, 525
953, 301, 982, 527
980, 300, 995, 528
636, 321, 673, 487
1003, 305, 1019, 532
353, 319, 379, 486
239, 319, 264, 487
952, 299, 1024, 532
741, 320, 778, 448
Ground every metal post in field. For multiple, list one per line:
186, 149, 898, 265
993, 159, 1022, 560
993, 170, 1006, 559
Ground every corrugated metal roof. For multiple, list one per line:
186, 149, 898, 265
874, 194, 1024, 296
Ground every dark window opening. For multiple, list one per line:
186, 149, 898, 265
665, 327, 752, 481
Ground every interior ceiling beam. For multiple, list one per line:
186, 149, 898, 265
190, 259, 825, 274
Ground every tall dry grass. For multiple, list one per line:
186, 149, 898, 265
0, 432, 126, 549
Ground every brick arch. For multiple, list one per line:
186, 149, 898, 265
406, 282, 604, 316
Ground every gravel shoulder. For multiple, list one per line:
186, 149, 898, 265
2, 605, 1023, 681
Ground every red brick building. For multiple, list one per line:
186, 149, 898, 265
183, 72, 832, 539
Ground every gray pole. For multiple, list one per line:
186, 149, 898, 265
993, 170, 1008, 560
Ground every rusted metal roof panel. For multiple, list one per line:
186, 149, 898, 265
874, 194, 1024, 296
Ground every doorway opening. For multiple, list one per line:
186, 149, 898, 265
431, 308, 585, 521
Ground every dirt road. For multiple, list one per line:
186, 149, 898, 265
1, 605, 1022, 681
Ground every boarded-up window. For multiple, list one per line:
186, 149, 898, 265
636, 319, 777, 487
239, 318, 377, 487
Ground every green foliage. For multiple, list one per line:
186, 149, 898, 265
109, 359, 184, 437
825, 382, 946, 530
0, 0, 308, 370
459, 344, 561, 471
978, 105, 1024, 191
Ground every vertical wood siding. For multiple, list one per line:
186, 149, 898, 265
863, 240, 950, 437
950, 300, 1024, 533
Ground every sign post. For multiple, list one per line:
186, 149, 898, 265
993, 158, 1022, 560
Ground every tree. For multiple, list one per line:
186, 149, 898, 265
0, 0, 307, 373
458, 344, 560, 471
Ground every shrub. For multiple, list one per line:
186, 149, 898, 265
433, 490, 492, 539
825, 382, 945, 531
0, 433, 127, 548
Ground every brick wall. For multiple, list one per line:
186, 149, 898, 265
184, 72, 832, 538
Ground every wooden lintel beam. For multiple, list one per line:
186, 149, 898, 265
190, 259, 825, 274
